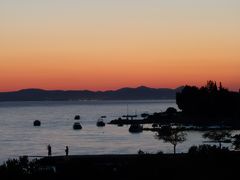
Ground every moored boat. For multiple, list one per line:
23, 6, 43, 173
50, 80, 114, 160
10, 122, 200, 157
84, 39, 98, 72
129, 124, 143, 133
96, 116, 106, 127
74, 115, 80, 120
73, 122, 82, 130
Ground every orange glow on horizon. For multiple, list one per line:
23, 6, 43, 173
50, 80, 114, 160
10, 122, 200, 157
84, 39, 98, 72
0, 53, 239, 92
0, 1, 240, 92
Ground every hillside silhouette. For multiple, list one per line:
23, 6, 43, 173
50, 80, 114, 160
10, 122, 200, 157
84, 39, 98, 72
0, 86, 183, 101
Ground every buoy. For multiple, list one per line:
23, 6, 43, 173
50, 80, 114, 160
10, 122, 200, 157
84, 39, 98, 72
33, 120, 41, 127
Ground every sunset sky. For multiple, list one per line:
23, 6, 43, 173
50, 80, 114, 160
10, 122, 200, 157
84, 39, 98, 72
1, 0, 240, 91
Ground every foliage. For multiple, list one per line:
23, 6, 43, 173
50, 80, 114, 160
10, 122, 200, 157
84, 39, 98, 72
155, 127, 186, 154
202, 130, 231, 148
176, 81, 240, 121
188, 144, 229, 154
232, 134, 240, 150
165, 107, 177, 114
0, 156, 55, 178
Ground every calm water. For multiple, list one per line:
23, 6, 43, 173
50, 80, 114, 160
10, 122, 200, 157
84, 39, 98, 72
0, 100, 220, 163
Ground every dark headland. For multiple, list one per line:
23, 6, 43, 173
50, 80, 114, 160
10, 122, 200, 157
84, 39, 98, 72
110, 81, 240, 129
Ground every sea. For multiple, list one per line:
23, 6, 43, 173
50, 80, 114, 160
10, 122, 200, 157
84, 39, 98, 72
0, 100, 229, 163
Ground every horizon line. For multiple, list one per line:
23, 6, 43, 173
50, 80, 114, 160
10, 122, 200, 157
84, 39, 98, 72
0, 85, 184, 93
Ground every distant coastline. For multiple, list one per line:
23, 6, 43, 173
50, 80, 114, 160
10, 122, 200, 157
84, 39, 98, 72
0, 86, 183, 102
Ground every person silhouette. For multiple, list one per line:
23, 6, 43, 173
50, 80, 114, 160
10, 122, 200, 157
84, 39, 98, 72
65, 146, 69, 156
47, 144, 52, 156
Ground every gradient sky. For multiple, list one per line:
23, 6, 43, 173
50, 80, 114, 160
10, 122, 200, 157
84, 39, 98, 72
1, 0, 240, 91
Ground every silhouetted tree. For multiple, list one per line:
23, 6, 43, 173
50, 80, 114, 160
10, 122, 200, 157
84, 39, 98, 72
155, 127, 186, 154
176, 80, 240, 125
219, 82, 223, 91
206, 80, 218, 93
203, 131, 231, 149
165, 107, 177, 114
232, 134, 240, 150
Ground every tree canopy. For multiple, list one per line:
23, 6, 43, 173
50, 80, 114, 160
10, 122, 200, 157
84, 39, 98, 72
176, 81, 240, 120
203, 130, 231, 148
155, 127, 186, 154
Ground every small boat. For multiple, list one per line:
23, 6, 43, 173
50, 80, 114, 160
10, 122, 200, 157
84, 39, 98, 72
97, 120, 105, 127
33, 120, 41, 127
152, 123, 158, 128
129, 124, 143, 133
117, 123, 124, 127
74, 115, 80, 120
96, 117, 106, 127
73, 122, 82, 130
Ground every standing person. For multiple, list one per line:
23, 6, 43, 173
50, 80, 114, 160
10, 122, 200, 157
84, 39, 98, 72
47, 144, 52, 156
65, 146, 69, 156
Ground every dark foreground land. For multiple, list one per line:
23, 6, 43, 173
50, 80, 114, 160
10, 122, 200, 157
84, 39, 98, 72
1, 152, 240, 180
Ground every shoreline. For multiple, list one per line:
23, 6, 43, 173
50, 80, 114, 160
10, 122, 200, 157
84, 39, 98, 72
2, 152, 240, 179
109, 111, 240, 129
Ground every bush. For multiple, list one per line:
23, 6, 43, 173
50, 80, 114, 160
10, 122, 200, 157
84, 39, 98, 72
166, 107, 177, 114
188, 144, 229, 154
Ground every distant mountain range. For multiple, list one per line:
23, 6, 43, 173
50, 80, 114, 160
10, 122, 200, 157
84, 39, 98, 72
0, 86, 184, 101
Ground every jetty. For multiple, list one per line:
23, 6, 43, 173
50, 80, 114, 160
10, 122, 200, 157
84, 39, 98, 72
108, 115, 148, 125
